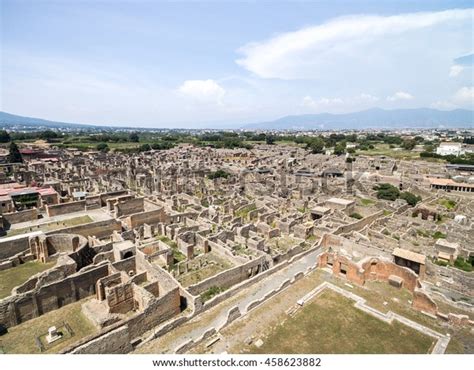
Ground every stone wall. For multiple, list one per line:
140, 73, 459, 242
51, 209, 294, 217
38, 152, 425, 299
334, 210, 384, 235
70, 326, 133, 354
125, 208, 168, 229
62, 284, 181, 354
99, 191, 129, 207
45, 200, 86, 217
318, 252, 420, 292
48, 219, 122, 239
187, 255, 265, 296
1, 209, 38, 226
0, 232, 42, 260
426, 260, 474, 296
0, 262, 109, 328
412, 289, 438, 315
115, 197, 144, 217
127, 287, 181, 339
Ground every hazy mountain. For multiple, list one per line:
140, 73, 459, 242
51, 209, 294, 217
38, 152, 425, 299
0, 111, 107, 129
0, 108, 473, 131
242, 108, 474, 130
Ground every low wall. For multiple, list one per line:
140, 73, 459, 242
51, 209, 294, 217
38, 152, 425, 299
187, 256, 265, 296
70, 326, 132, 354
319, 252, 420, 292
116, 197, 144, 217
48, 219, 122, 240
198, 245, 321, 312
0, 232, 41, 260
2, 209, 38, 226
125, 209, 168, 229
98, 191, 129, 206
62, 284, 181, 354
0, 263, 109, 328
334, 210, 383, 235
45, 201, 86, 217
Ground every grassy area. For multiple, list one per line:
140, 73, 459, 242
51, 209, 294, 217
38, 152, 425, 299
432, 231, 447, 239
439, 198, 457, 210
357, 143, 420, 160
0, 261, 55, 299
327, 279, 470, 351
249, 289, 434, 354
177, 253, 233, 287
6, 215, 93, 237
0, 298, 96, 353
453, 256, 473, 272
359, 198, 376, 206
157, 235, 186, 263
267, 235, 302, 253
235, 204, 257, 220
200, 286, 226, 303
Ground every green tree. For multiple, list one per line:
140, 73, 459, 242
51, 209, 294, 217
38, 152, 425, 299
139, 143, 151, 152
374, 183, 400, 201
423, 143, 434, 153
0, 130, 11, 143
208, 169, 230, 179
402, 139, 417, 150
129, 132, 139, 142
7, 142, 23, 163
307, 138, 324, 154
39, 130, 59, 140
334, 142, 346, 155
400, 192, 422, 207
96, 143, 109, 152
265, 135, 275, 145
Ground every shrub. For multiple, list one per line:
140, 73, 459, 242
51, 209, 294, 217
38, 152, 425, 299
96, 143, 109, 152
435, 259, 449, 267
374, 183, 400, 201
439, 199, 456, 210
200, 286, 225, 302
432, 231, 446, 239
350, 212, 363, 219
208, 169, 230, 179
139, 143, 151, 152
454, 257, 473, 272
399, 191, 422, 207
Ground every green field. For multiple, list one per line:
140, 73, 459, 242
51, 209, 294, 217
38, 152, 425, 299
357, 143, 421, 160
0, 261, 55, 299
249, 289, 434, 354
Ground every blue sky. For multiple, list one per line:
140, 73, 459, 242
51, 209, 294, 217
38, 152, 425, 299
1, 0, 473, 127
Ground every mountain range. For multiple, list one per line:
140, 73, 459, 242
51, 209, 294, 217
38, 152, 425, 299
0, 108, 473, 131
241, 108, 473, 130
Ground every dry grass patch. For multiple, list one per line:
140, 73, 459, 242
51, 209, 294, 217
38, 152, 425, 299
248, 289, 434, 354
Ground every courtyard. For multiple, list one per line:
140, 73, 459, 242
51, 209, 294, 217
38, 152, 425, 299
246, 289, 435, 354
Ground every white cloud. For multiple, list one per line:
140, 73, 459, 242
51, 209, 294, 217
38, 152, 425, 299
236, 8, 473, 97
386, 91, 414, 102
301, 93, 380, 112
301, 96, 343, 109
430, 100, 457, 110
356, 93, 380, 103
430, 87, 473, 110
178, 79, 226, 104
449, 64, 464, 77
452, 86, 474, 105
